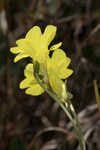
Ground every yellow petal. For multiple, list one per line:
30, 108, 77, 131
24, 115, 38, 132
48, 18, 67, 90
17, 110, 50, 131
25, 84, 44, 96
42, 25, 57, 46
11, 39, 32, 63
20, 63, 37, 88
26, 26, 42, 51
16, 39, 32, 55
20, 78, 33, 89
48, 68, 64, 97
10, 47, 21, 54
20, 76, 37, 89
26, 26, 41, 40
60, 69, 73, 79
24, 63, 34, 77
47, 49, 73, 79
50, 42, 62, 51
14, 53, 29, 62
50, 49, 70, 65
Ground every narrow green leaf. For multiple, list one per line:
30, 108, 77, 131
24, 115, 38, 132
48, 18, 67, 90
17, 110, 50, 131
93, 80, 100, 112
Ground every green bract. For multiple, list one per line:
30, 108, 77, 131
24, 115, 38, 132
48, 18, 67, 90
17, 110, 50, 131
10, 25, 73, 97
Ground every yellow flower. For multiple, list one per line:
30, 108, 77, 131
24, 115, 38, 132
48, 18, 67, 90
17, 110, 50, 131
10, 25, 73, 97
10, 25, 62, 63
20, 63, 44, 95
47, 49, 73, 97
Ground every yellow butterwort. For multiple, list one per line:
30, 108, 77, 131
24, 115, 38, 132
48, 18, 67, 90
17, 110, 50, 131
20, 63, 44, 95
47, 49, 73, 97
10, 25, 62, 63
10, 25, 73, 97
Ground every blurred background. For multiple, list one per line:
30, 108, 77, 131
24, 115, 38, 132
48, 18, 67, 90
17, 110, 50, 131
0, 0, 100, 149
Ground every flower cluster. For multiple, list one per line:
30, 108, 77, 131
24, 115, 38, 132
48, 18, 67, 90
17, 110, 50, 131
10, 25, 73, 97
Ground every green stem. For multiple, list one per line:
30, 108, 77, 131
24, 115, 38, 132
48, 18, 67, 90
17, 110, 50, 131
69, 103, 86, 150
93, 80, 100, 112
56, 101, 86, 150
34, 66, 86, 150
